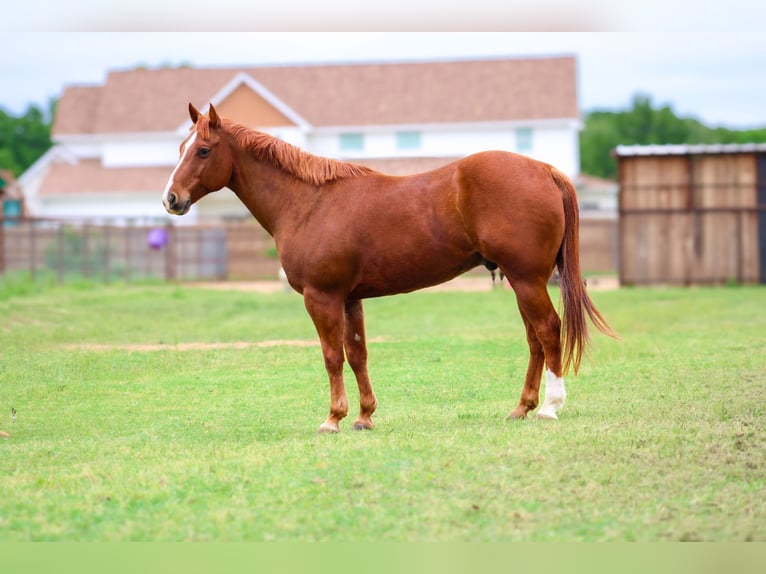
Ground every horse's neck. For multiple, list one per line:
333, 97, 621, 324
229, 150, 314, 238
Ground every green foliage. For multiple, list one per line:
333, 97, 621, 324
0, 103, 54, 177
0, 283, 764, 541
580, 93, 766, 180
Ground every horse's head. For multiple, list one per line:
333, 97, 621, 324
162, 103, 234, 216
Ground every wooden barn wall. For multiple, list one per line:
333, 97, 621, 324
619, 153, 762, 285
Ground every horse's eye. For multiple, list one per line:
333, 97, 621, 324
198, 147, 210, 158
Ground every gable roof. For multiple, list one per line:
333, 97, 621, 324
208, 72, 311, 130
52, 56, 578, 136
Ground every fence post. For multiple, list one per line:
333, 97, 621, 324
165, 223, 176, 281
125, 224, 132, 283
82, 223, 90, 279
57, 223, 64, 283
29, 219, 36, 281
0, 218, 5, 275
103, 224, 111, 283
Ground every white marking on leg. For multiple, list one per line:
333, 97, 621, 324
162, 132, 196, 209
537, 368, 566, 420
354, 333, 361, 342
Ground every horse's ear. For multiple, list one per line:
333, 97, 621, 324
188, 102, 201, 124
208, 104, 221, 129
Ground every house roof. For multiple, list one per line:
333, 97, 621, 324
53, 56, 579, 136
37, 159, 172, 195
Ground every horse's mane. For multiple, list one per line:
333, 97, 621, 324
223, 120, 379, 186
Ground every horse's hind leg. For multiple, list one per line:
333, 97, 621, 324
508, 279, 567, 420
508, 310, 545, 419
344, 299, 378, 430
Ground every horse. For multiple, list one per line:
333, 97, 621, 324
163, 103, 616, 434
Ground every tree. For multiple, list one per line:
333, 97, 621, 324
0, 103, 54, 177
579, 93, 766, 180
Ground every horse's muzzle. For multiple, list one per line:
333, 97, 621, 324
163, 192, 191, 216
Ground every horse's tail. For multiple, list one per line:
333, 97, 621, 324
550, 167, 618, 375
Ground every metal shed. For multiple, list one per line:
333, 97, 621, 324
614, 144, 766, 285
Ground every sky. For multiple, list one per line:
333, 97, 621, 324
3, 31, 766, 129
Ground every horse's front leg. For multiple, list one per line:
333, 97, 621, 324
344, 299, 377, 430
304, 289, 348, 434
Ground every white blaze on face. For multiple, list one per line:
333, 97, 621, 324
162, 132, 197, 210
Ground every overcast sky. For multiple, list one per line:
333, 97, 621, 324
3, 31, 766, 129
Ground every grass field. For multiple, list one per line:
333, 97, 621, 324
0, 278, 764, 541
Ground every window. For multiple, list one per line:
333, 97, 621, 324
396, 131, 421, 150
2, 199, 21, 217
339, 133, 364, 151
2, 199, 22, 227
515, 128, 533, 153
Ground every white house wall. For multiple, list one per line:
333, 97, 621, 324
103, 138, 183, 168
308, 123, 580, 177
265, 127, 307, 149
55, 122, 580, 174
528, 126, 580, 177
99, 128, 307, 169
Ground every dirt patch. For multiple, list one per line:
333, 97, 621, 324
65, 340, 319, 353
188, 275, 620, 293
189, 276, 502, 294
65, 337, 390, 353
186, 281, 292, 294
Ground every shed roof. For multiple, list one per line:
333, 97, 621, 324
614, 143, 766, 157
53, 56, 579, 136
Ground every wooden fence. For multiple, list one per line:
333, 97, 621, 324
1, 215, 617, 284
0, 218, 280, 283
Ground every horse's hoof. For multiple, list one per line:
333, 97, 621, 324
535, 409, 559, 421
317, 422, 339, 434
352, 421, 374, 431
506, 408, 528, 420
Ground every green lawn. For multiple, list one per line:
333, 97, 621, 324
0, 279, 764, 541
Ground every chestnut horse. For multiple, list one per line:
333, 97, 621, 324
163, 103, 616, 433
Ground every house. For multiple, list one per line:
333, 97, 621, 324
20, 56, 583, 223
